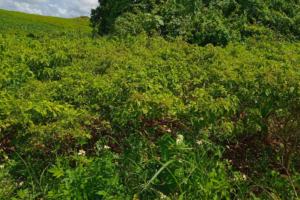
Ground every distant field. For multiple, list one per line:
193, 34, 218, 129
0, 9, 93, 37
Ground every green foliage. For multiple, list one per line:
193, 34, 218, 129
1, 8, 300, 199
46, 148, 130, 199
91, 0, 300, 46
1, 28, 300, 160
0, 166, 16, 199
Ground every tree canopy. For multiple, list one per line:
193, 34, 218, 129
90, 0, 300, 46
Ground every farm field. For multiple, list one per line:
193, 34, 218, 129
1, 4, 300, 200
0, 9, 93, 38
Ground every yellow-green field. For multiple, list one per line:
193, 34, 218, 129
0, 9, 93, 37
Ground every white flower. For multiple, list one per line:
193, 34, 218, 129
179, 158, 182, 163
0, 164, 4, 169
19, 182, 24, 186
160, 193, 167, 199
104, 145, 110, 149
166, 129, 171, 132
109, 105, 112, 108
176, 135, 184, 145
226, 145, 230, 149
78, 150, 86, 156
196, 140, 203, 145
243, 174, 247, 180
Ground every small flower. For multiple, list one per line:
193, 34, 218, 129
78, 149, 86, 156
179, 158, 182, 163
233, 175, 239, 181
0, 164, 4, 169
226, 145, 230, 149
176, 134, 184, 145
104, 145, 110, 149
160, 193, 167, 199
19, 182, 24, 186
166, 129, 171, 132
109, 105, 112, 108
196, 140, 203, 145
157, 157, 160, 160
243, 174, 247, 180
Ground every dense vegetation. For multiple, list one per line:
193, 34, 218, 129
0, 1, 300, 199
90, 0, 300, 46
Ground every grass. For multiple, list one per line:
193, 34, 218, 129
0, 9, 93, 38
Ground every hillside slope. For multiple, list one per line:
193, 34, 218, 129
0, 9, 93, 38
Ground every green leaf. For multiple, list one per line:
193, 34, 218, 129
178, 192, 187, 200
48, 167, 64, 178
141, 160, 174, 192
96, 191, 106, 195
112, 173, 119, 185
17, 188, 29, 199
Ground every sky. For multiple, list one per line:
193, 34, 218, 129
0, 0, 99, 18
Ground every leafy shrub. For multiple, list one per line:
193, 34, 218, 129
0, 165, 16, 199
1, 22, 300, 199
91, 0, 300, 46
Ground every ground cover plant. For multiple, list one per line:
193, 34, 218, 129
0, 5, 300, 200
